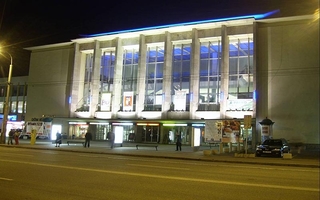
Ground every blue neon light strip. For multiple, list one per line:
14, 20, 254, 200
83, 10, 279, 38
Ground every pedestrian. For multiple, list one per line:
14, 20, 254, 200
176, 133, 182, 151
84, 131, 92, 148
7, 129, 14, 145
55, 132, 62, 147
14, 130, 20, 145
109, 132, 115, 149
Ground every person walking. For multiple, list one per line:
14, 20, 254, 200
7, 129, 14, 145
84, 131, 92, 148
55, 132, 62, 147
176, 133, 182, 151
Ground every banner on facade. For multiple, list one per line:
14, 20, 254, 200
123, 91, 134, 111
174, 90, 186, 111
101, 93, 111, 111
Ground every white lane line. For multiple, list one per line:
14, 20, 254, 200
1, 159, 318, 192
127, 164, 190, 171
0, 177, 13, 181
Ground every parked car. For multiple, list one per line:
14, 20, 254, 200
256, 138, 290, 157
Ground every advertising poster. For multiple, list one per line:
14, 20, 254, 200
123, 91, 133, 111
101, 93, 111, 111
204, 120, 222, 142
221, 119, 241, 143
174, 90, 186, 111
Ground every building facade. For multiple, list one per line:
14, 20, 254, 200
0, 76, 28, 134
25, 12, 319, 147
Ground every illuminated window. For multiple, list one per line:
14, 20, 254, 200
172, 44, 191, 111
121, 48, 139, 111
144, 45, 164, 111
198, 40, 221, 111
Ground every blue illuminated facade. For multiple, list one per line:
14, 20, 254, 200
25, 12, 319, 147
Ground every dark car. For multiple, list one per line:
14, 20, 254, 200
256, 138, 290, 157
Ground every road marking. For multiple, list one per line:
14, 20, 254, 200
127, 164, 190, 170
0, 177, 13, 181
1, 159, 319, 192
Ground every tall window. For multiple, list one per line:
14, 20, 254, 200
199, 40, 221, 111
145, 45, 164, 111
101, 51, 115, 93
172, 44, 191, 111
122, 48, 139, 111
77, 53, 93, 111
228, 36, 254, 110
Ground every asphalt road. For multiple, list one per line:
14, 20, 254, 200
1, 148, 319, 200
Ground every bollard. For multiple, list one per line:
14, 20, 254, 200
31, 130, 37, 145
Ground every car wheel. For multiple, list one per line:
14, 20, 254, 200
256, 153, 261, 157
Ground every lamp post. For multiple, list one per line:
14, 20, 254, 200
0, 52, 13, 144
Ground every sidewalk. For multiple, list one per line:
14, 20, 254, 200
1, 139, 319, 168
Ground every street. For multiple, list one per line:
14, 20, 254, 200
0, 147, 319, 200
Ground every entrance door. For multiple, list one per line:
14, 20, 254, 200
140, 126, 159, 143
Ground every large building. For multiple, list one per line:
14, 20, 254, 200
23, 11, 319, 147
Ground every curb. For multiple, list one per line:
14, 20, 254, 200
1, 145, 319, 168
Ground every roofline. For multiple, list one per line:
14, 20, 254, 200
24, 42, 74, 51
81, 10, 279, 38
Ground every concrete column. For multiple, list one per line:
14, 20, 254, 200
91, 40, 102, 117
252, 22, 258, 148
220, 25, 229, 118
190, 28, 200, 119
112, 38, 124, 117
70, 43, 85, 117
162, 31, 173, 118
136, 35, 147, 118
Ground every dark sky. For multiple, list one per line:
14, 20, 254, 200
0, 0, 318, 77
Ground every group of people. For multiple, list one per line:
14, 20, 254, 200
84, 131, 115, 149
7, 129, 20, 145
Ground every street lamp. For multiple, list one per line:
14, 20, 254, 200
0, 51, 13, 144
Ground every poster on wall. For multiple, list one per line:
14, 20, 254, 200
204, 120, 222, 142
123, 91, 134, 111
101, 93, 111, 111
174, 90, 186, 111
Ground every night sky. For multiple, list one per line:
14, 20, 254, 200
0, 0, 318, 77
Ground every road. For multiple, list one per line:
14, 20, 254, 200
0, 147, 319, 200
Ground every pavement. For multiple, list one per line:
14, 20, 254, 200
1, 139, 319, 168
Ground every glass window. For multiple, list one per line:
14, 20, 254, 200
198, 40, 221, 111
228, 36, 254, 110
77, 53, 93, 112
18, 101, 24, 113
11, 101, 16, 113
144, 45, 164, 111
121, 48, 139, 111
101, 51, 115, 93
172, 44, 191, 111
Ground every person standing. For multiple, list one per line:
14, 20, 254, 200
176, 133, 182, 151
7, 129, 14, 145
14, 130, 20, 145
109, 132, 115, 149
55, 132, 62, 147
84, 131, 92, 148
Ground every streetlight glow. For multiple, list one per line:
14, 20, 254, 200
0, 50, 13, 144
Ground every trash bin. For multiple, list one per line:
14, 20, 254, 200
31, 129, 37, 145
